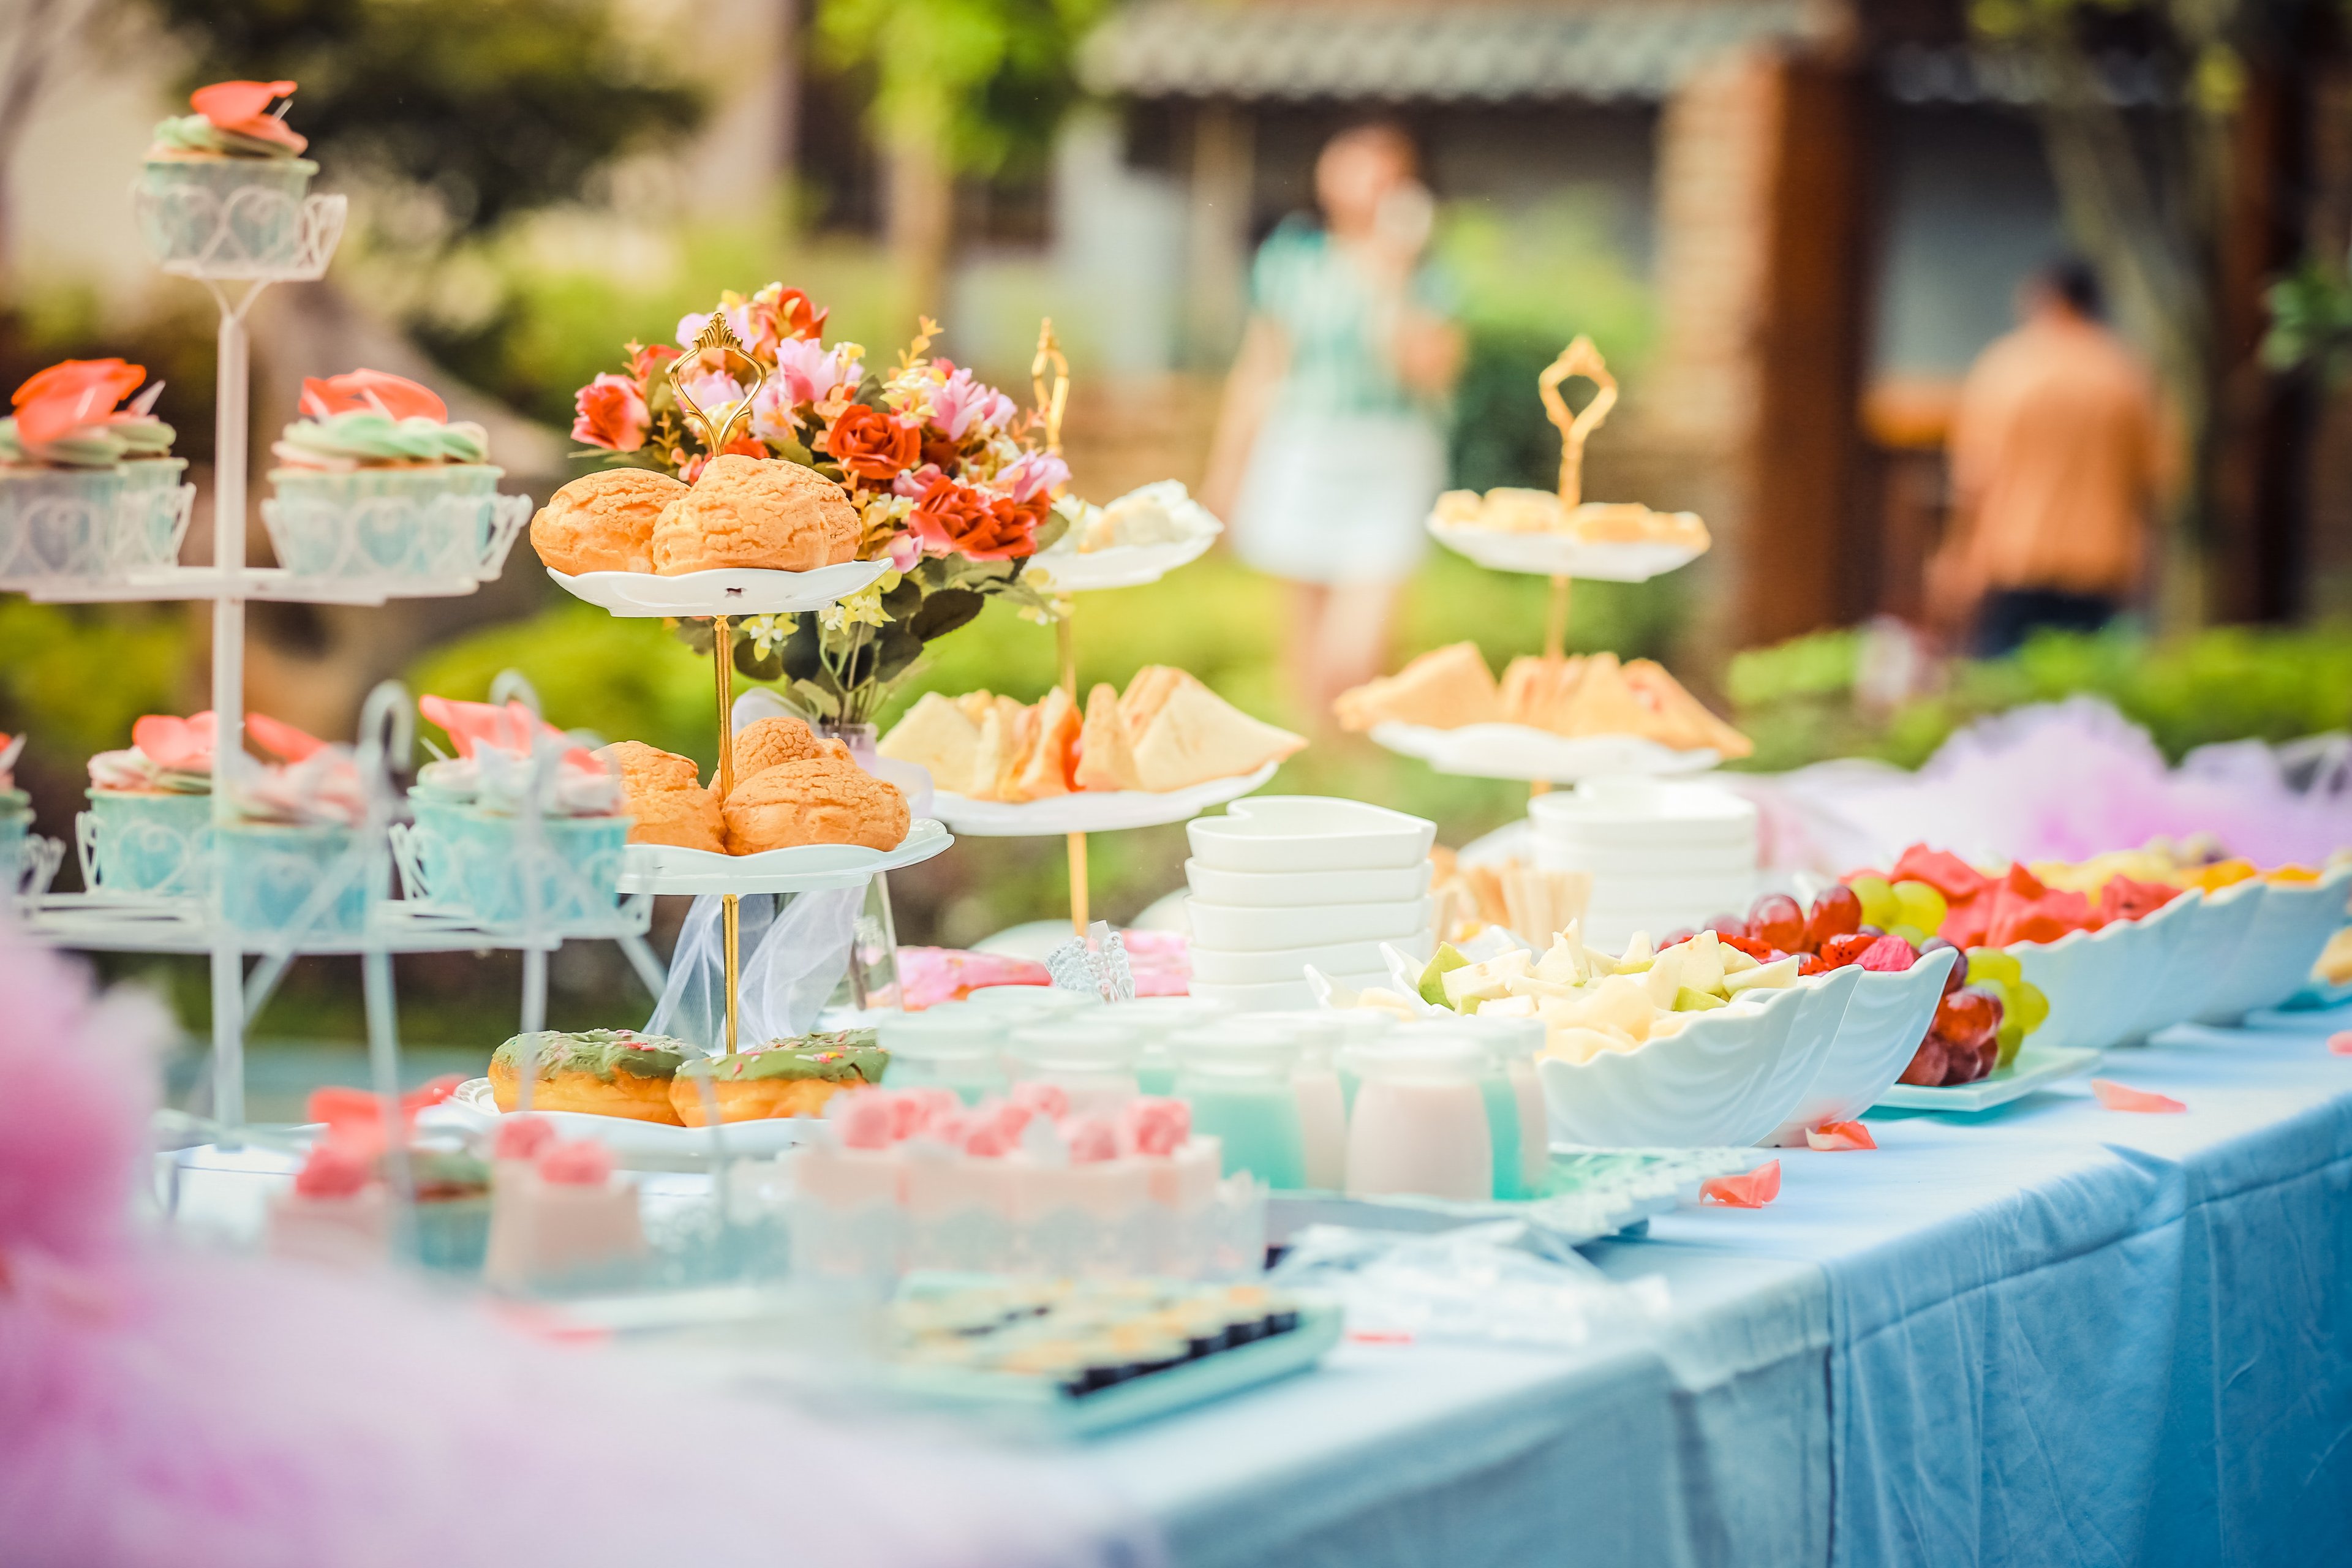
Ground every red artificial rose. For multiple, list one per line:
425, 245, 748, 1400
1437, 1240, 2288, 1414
628, 341, 680, 383
907, 477, 1039, 562
571, 373, 649, 451
824, 405, 920, 481
773, 287, 827, 342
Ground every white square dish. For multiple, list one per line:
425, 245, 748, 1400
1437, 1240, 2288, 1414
1180, 858, 1432, 909
1182, 895, 1435, 951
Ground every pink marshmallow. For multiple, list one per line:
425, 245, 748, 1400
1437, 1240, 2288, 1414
1121, 1096, 1191, 1158
830, 1090, 897, 1151
494, 1115, 558, 1161
293, 1139, 373, 1199
961, 1121, 1012, 1159
1009, 1081, 1071, 1120
537, 1139, 615, 1186
1062, 1115, 1119, 1164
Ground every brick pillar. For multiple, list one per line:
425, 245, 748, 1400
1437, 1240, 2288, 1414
1651, 45, 1868, 660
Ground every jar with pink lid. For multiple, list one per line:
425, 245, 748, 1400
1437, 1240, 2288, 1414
1341, 1038, 1493, 1202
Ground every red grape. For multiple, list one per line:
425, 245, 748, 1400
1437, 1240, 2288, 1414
1920, 937, 1966, 996
1749, 892, 1806, 954
1898, 1039, 1949, 1086
1806, 884, 1864, 948
1705, 913, 1750, 941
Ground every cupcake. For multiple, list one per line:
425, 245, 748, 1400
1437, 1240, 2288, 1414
0, 359, 187, 581
136, 80, 318, 273
403, 693, 630, 928
83, 712, 216, 897
264, 369, 502, 581
216, 739, 378, 940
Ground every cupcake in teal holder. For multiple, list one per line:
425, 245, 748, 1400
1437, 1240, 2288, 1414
217, 734, 382, 941
402, 692, 631, 931
0, 358, 184, 580
263, 369, 503, 582
136, 80, 317, 273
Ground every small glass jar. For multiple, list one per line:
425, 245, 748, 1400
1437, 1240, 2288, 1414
1006, 1017, 1140, 1116
1223, 1011, 1349, 1190
1112, 995, 1233, 1094
1329, 1007, 1398, 1117
1171, 1028, 1307, 1191
1407, 1017, 1546, 1200
878, 1006, 1011, 1104
1341, 1038, 1493, 1202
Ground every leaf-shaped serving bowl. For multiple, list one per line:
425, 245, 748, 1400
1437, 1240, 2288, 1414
2193, 865, 2352, 1025
1766, 948, 1956, 1145
1537, 965, 1859, 1149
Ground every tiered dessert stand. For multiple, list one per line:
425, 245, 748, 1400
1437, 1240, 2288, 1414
544, 312, 952, 1052
1378, 337, 1715, 791
7, 173, 654, 1132
924, 321, 1253, 934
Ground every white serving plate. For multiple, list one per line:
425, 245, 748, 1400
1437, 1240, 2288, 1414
1187, 929, 1436, 988
1425, 520, 1707, 582
1371, 721, 1717, 784
2193, 865, 2352, 1025
1183, 894, 1435, 951
429, 1078, 818, 1162
1181, 858, 1432, 909
1186, 796, 1436, 875
1765, 948, 1956, 1145
616, 817, 952, 895
1873, 1044, 2100, 1112
932, 763, 1276, 837
1027, 530, 1217, 593
1536, 968, 1855, 1149
549, 559, 892, 618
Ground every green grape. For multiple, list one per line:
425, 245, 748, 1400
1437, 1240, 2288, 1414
1994, 1019, 2026, 1069
1967, 947, 2023, 987
1892, 880, 1949, 935
1849, 874, 1898, 929
2010, 980, 2050, 1032
1889, 922, 1930, 948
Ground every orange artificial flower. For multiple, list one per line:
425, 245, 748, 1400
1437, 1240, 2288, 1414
907, 476, 1039, 562
189, 80, 308, 154
824, 405, 920, 481
13, 358, 146, 447
300, 369, 448, 423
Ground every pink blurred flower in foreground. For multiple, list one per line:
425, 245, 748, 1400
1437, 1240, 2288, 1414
926, 363, 1016, 440
769, 337, 864, 407
995, 450, 1069, 505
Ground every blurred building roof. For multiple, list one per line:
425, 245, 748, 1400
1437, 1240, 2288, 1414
1079, 1, 1817, 104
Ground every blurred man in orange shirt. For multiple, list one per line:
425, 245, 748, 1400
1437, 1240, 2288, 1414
1929, 259, 2169, 655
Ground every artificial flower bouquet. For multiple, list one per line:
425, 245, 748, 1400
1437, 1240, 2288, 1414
569, 285, 1068, 725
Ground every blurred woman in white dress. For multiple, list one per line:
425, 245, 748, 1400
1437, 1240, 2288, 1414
1200, 122, 1464, 723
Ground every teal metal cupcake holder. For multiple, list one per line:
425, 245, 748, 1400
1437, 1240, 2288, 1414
394, 798, 632, 932
263, 467, 529, 586
215, 820, 385, 939
2, 805, 63, 903
133, 158, 324, 276
78, 789, 216, 898
0, 465, 192, 586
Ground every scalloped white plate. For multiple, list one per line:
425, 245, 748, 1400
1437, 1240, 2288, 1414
1874, 1044, 2100, 1112
549, 559, 891, 618
1765, 948, 1956, 1145
617, 817, 952, 894
1370, 721, 1719, 783
1028, 530, 1218, 593
931, 762, 1277, 838
428, 1078, 816, 1163
1535, 967, 1859, 1149
1426, 521, 1707, 582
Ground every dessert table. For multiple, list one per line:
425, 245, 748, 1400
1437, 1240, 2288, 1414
1081, 1005, 2352, 1568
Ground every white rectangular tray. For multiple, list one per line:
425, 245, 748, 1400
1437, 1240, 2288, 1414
1874, 1045, 2100, 1112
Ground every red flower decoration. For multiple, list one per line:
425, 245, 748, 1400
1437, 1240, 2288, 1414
824, 405, 921, 481
188, 80, 307, 154
300, 369, 448, 423
571, 373, 649, 452
13, 358, 146, 447
770, 286, 827, 342
907, 477, 1039, 562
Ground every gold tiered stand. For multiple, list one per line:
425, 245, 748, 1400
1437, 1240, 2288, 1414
1031, 320, 1091, 934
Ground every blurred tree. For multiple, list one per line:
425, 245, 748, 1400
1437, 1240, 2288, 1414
1970, 0, 2329, 631
0, 0, 107, 288
141, 0, 704, 239
813, 0, 1104, 318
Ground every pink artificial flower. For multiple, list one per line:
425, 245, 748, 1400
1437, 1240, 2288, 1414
417, 695, 582, 765
1700, 1159, 1782, 1208
1804, 1120, 1877, 1152
2092, 1079, 2186, 1114
676, 304, 756, 353
675, 368, 747, 432
494, 1115, 559, 1161
678, 453, 709, 486
769, 336, 863, 407
995, 450, 1070, 505
570, 374, 647, 452
12, 358, 147, 448
891, 462, 944, 500
246, 710, 326, 764
884, 533, 922, 572
926, 363, 1016, 440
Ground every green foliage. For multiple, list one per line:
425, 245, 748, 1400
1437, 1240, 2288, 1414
1729, 623, 2352, 774
0, 602, 192, 764
2263, 261, 2352, 383
143, 0, 704, 235
813, 0, 1106, 178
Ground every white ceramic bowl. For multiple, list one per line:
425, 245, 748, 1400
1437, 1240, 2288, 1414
2128, 878, 2260, 1033
2097, 888, 2214, 1044
1767, 948, 1956, 1144
1182, 858, 1432, 908
1527, 778, 1757, 848
1537, 968, 1856, 1149
1183, 895, 1435, 952
1186, 796, 1435, 874
1186, 930, 1436, 988
2011, 909, 2162, 1055
2195, 866, 2352, 1024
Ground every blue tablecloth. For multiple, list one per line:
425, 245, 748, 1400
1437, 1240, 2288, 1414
1090, 1007, 2352, 1568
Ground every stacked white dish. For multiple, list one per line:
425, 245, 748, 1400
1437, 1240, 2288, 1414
1184, 796, 1438, 1009
1526, 777, 1757, 949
